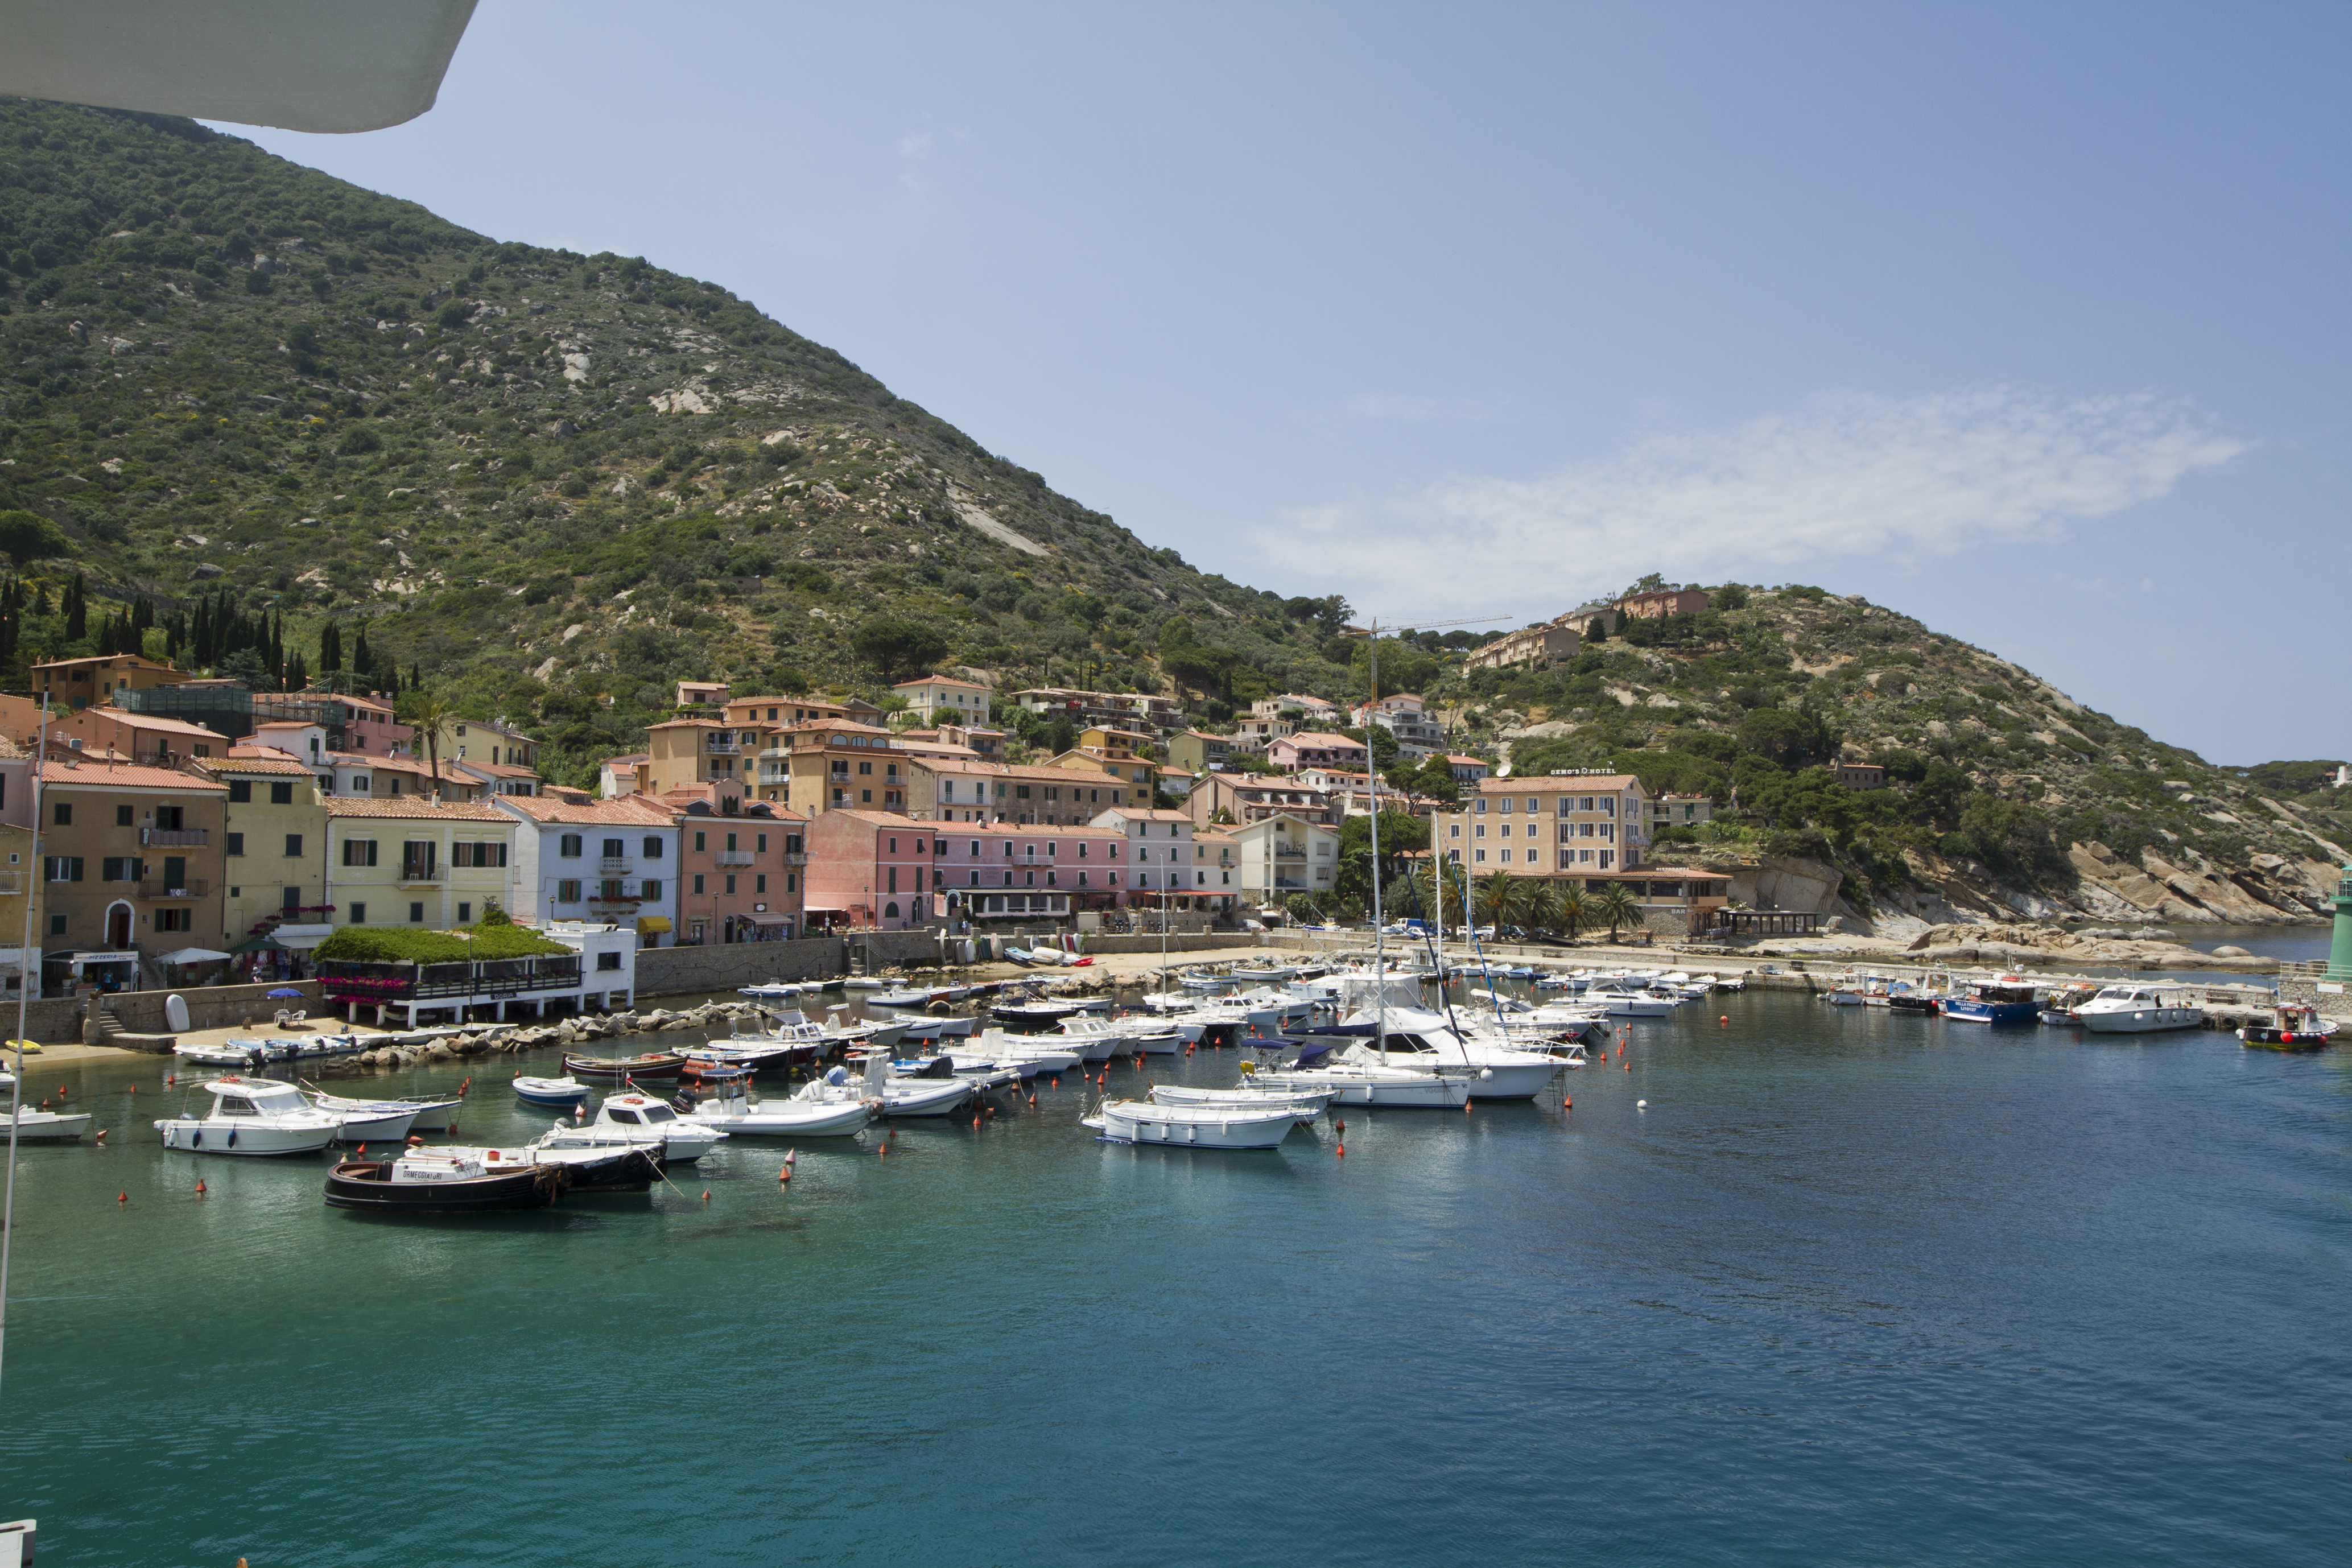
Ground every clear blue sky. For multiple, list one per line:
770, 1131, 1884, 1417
222, 1, 2348, 765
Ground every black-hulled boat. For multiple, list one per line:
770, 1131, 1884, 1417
325, 1149, 562, 1214
562, 1050, 686, 1083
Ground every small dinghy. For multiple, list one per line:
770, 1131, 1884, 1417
514, 1075, 591, 1109
870, 1055, 980, 1117
560, 1050, 686, 1083
868, 987, 937, 1009
324, 1147, 562, 1214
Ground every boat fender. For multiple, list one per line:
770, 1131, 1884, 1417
191, 1129, 201, 1147
226, 1128, 237, 1148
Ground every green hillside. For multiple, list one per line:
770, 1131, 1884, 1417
0, 95, 2338, 927
0, 97, 1352, 781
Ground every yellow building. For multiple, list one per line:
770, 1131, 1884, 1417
323, 798, 514, 932
201, 751, 329, 952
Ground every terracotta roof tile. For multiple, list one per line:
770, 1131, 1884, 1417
324, 797, 510, 820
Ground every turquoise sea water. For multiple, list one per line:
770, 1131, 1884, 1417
1, 992, 2347, 1565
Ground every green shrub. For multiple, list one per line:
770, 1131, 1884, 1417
313, 921, 569, 964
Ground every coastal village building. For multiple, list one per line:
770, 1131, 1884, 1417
641, 717, 754, 797
1447, 754, 1492, 785
5, 704, 227, 766
1835, 763, 1887, 791
200, 750, 331, 957
1619, 587, 1710, 620
599, 753, 648, 799
1464, 619, 1583, 674
671, 793, 807, 945
1352, 695, 1445, 758
32, 654, 191, 712
675, 680, 729, 713
914, 758, 1135, 825
1266, 733, 1370, 773
1433, 775, 1731, 935
5, 759, 228, 992
1047, 725, 1158, 783
1088, 807, 1200, 903
1229, 814, 1340, 906
892, 675, 993, 726
1166, 731, 1232, 774
0, 820, 34, 1001
927, 821, 1130, 922
1253, 694, 1339, 723
1012, 687, 1183, 736
724, 693, 862, 728
1229, 716, 1294, 751
323, 798, 515, 934
1185, 772, 1336, 830
1649, 794, 1716, 829
804, 810, 949, 931
417, 715, 539, 773
494, 795, 679, 945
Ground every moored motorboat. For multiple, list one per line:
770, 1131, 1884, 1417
538, 1092, 728, 1162
2239, 1003, 2336, 1050
1148, 1082, 1334, 1115
324, 1148, 562, 1214
1245, 1041, 1474, 1108
156, 1076, 340, 1156
299, 1089, 423, 1144
676, 1067, 876, 1137
0, 1071, 91, 1141
1941, 977, 2040, 1025
393, 1092, 467, 1132
2074, 984, 2205, 1035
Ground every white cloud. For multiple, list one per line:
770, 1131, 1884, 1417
899, 131, 934, 159
1265, 386, 2246, 623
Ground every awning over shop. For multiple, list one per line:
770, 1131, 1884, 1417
742, 914, 793, 927
226, 932, 285, 955
635, 916, 672, 936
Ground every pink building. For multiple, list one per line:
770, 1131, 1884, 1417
1265, 732, 1369, 773
931, 822, 1127, 922
335, 691, 413, 756
804, 810, 945, 931
670, 790, 808, 944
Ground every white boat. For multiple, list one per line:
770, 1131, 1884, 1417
1247, 1054, 1473, 1109
1148, 1082, 1335, 1115
0, 1071, 91, 1141
2074, 984, 2206, 1034
738, 982, 808, 1000
156, 1076, 340, 1156
1083, 1096, 1306, 1149
894, 1014, 977, 1044
1586, 980, 1677, 1017
868, 987, 938, 1008
678, 1068, 875, 1137
539, 1092, 729, 1162
967, 1029, 1085, 1074
892, 1052, 1021, 1091
1052, 1015, 1137, 1061
841, 977, 886, 990
300, 1090, 423, 1144
866, 1056, 981, 1117
514, 1075, 591, 1108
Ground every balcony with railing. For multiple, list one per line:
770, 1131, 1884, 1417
137, 878, 208, 900
397, 864, 443, 887
705, 738, 741, 755
714, 850, 756, 867
598, 856, 631, 874
141, 827, 209, 847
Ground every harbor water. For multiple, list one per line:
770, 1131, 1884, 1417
0, 989, 2346, 1564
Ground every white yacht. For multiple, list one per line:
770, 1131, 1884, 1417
1247, 1042, 1474, 1108
300, 1090, 426, 1144
539, 1093, 728, 1162
1329, 1006, 1568, 1099
1585, 979, 1677, 1017
0, 1071, 91, 1142
156, 1076, 340, 1156
2074, 985, 2206, 1034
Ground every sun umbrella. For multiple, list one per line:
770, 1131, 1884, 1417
267, 988, 304, 998
158, 947, 233, 965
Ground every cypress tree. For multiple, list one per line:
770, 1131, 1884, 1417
64, 573, 86, 642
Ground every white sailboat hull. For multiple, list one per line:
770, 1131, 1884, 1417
156, 1118, 335, 1156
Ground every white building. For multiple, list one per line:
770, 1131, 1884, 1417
1352, 694, 1445, 758
1230, 813, 1340, 906
892, 675, 994, 725
1088, 806, 1206, 903
493, 795, 681, 946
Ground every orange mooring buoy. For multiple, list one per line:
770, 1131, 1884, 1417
1623, 1060, 1631, 1072
1335, 1142, 1345, 1157
195, 1179, 206, 1195
778, 1165, 793, 1182
702, 1188, 711, 1201
1720, 1014, 1728, 1025
1464, 1099, 1474, 1113
1563, 1096, 1573, 1110
117, 1191, 127, 1204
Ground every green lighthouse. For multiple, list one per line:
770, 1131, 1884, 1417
2332, 861, 2352, 980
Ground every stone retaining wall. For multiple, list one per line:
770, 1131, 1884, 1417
1074, 933, 1266, 955
633, 939, 846, 998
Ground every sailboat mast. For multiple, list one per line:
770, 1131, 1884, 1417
1366, 624, 1385, 1062
0, 694, 50, 1388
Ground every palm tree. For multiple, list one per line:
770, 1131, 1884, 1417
1586, 881, 1641, 944
1523, 881, 1563, 937
1552, 883, 1587, 942
1474, 870, 1530, 934
406, 690, 453, 803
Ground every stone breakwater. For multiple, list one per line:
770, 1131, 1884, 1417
341, 1000, 772, 1072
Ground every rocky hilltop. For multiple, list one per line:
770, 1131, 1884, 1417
1453, 586, 2349, 933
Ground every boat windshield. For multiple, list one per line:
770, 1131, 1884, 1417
606, 1107, 641, 1124
640, 1104, 677, 1123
